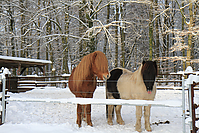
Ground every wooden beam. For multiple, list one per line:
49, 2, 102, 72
17, 64, 21, 75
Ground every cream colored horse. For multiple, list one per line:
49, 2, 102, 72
106, 61, 157, 132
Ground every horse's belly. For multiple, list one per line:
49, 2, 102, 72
120, 91, 133, 100
117, 80, 134, 100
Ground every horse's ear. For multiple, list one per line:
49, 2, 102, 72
92, 51, 98, 61
94, 51, 98, 57
142, 60, 146, 65
93, 51, 98, 58
153, 61, 157, 66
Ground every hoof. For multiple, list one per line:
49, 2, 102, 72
77, 123, 81, 128
87, 122, 93, 127
145, 124, 152, 132
107, 120, 113, 125
136, 129, 142, 132
146, 127, 152, 132
136, 126, 142, 132
117, 120, 125, 125
76, 120, 82, 128
146, 129, 152, 132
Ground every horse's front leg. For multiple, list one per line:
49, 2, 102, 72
144, 105, 152, 132
77, 104, 82, 127
115, 105, 125, 125
107, 105, 114, 125
86, 104, 93, 126
136, 106, 142, 132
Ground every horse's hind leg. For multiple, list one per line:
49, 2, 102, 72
86, 104, 93, 127
115, 105, 124, 125
107, 105, 114, 125
136, 106, 142, 132
144, 105, 152, 132
77, 104, 82, 127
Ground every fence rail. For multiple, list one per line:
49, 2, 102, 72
1, 73, 199, 93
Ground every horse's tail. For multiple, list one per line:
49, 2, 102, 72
106, 83, 114, 120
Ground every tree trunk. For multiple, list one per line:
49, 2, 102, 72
79, 0, 87, 56
20, 0, 25, 58
8, 1, 16, 75
149, 0, 153, 61
181, 0, 186, 70
104, 1, 110, 55
36, 0, 41, 74
186, 0, 193, 67
115, 4, 119, 67
155, 0, 159, 58
120, 3, 125, 68
46, 1, 52, 75
63, 6, 70, 74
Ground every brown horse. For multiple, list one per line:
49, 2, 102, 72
69, 51, 109, 127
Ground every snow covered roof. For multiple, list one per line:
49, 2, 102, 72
0, 55, 52, 68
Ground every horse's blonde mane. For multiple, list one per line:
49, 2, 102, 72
72, 51, 108, 88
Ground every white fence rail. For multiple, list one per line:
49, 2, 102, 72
7, 97, 182, 107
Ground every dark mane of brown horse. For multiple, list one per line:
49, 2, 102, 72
70, 51, 108, 93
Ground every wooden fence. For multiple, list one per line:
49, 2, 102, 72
2, 73, 198, 93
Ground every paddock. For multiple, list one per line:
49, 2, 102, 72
1, 86, 186, 133
1, 72, 199, 133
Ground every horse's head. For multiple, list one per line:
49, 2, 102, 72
92, 51, 110, 80
141, 61, 158, 94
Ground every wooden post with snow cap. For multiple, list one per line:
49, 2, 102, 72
186, 73, 199, 133
191, 82, 199, 133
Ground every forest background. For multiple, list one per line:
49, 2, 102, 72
0, 0, 198, 76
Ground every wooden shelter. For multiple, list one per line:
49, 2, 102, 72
0, 55, 52, 93
0, 55, 52, 75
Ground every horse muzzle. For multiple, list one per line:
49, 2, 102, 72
103, 73, 110, 80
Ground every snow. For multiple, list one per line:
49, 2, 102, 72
0, 55, 52, 64
185, 66, 193, 73
2, 68, 11, 75
62, 73, 71, 77
0, 86, 198, 133
171, 66, 199, 76
186, 74, 199, 85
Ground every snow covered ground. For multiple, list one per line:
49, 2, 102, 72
0, 86, 197, 133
